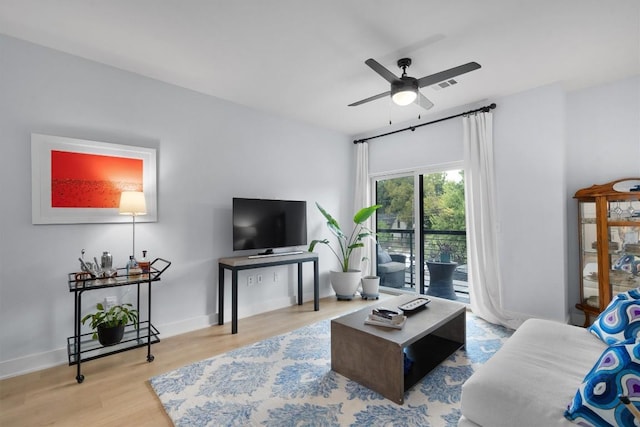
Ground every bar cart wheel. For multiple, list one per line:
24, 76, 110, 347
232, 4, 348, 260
76, 374, 84, 383
147, 354, 155, 362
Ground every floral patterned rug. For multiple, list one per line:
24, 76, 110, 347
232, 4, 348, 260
150, 312, 512, 426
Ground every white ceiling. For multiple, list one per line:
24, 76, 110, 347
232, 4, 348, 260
0, 0, 638, 135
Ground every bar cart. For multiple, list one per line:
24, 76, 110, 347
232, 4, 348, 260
67, 258, 171, 383
574, 178, 640, 326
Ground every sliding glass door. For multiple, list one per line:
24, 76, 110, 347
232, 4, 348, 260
421, 169, 468, 301
375, 175, 415, 290
374, 167, 469, 302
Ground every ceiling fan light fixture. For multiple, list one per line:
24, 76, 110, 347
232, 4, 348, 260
391, 77, 419, 106
391, 89, 417, 106
350, 57, 480, 110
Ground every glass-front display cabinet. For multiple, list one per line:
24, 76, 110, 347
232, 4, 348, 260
575, 178, 640, 326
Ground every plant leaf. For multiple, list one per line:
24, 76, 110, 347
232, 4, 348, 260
353, 204, 381, 224
326, 221, 346, 240
308, 239, 329, 252
316, 203, 342, 232
357, 232, 374, 240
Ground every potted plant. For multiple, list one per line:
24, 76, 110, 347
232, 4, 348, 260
361, 275, 380, 300
308, 202, 381, 300
81, 302, 138, 346
438, 242, 453, 263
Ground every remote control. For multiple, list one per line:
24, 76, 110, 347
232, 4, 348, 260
398, 298, 430, 312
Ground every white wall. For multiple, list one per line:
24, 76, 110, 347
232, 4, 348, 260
0, 34, 353, 378
1, 32, 638, 378
367, 116, 463, 175
565, 76, 640, 323
365, 84, 569, 322
493, 83, 567, 320
362, 78, 639, 324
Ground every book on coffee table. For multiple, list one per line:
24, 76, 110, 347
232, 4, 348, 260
364, 313, 407, 329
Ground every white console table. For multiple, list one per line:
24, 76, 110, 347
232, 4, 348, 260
218, 252, 319, 334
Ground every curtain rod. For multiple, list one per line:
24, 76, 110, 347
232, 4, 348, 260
353, 103, 497, 144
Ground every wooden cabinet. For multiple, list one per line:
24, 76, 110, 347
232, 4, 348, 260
574, 178, 640, 326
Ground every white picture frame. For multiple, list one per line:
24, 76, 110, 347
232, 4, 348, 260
31, 133, 157, 224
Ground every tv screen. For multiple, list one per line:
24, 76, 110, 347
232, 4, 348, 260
233, 198, 307, 252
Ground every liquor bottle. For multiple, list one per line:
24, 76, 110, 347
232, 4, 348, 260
127, 255, 142, 279
138, 250, 150, 279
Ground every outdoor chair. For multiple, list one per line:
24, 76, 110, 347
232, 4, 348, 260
376, 245, 407, 288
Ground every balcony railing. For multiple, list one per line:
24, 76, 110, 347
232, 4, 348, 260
377, 228, 469, 301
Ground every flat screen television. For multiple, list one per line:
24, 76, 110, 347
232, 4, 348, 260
232, 198, 307, 253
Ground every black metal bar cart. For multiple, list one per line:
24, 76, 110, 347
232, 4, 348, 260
67, 258, 171, 383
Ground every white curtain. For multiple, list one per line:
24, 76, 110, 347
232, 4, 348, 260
463, 112, 524, 329
354, 142, 374, 275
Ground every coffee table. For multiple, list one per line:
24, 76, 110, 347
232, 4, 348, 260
331, 294, 466, 404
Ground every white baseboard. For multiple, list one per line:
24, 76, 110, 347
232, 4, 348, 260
1, 291, 335, 380
157, 314, 217, 339
0, 348, 68, 380
0, 317, 218, 381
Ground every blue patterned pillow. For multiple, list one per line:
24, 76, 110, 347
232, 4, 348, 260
624, 287, 640, 300
565, 340, 640, 426
588, 290, 640, 345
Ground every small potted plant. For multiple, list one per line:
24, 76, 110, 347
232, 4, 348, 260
361, 275, 380, 300
438, 242, 453, 263
308, 202, 381, 299
81, 302, 138, 346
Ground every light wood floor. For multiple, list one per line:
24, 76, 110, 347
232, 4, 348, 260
0, 295, 391, 427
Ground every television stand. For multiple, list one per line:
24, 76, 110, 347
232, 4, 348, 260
218, 252, 319, 334
248, 250, 304, 259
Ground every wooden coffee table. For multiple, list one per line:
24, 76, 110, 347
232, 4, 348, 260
331, 294, 466, 404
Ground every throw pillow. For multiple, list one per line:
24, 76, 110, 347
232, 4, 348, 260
565, 340, 640, 426
622, 287, 640, 300
377, 246, 392, 264
588, 291, 640, 345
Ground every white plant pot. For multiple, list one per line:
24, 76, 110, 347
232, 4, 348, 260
330, 270, 362, 300
361, 275, 380, 300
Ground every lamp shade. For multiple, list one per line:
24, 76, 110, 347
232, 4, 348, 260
119, 191, 147, 216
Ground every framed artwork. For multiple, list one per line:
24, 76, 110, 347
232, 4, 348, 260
31, 134, 157, 224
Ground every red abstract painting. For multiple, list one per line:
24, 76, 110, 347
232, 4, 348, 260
51, 151, 143, 208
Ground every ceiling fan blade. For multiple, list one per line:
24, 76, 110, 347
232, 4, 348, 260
348, 91, 390, 107
417, 62, 481, 88
365, 58, 400, 84
416, 92, 434, 110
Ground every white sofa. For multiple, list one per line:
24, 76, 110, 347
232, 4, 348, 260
459, 318, 607, 427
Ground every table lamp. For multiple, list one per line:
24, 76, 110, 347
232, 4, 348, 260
119, 191, 147, 259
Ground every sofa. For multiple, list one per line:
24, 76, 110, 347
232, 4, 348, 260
459, 288, 640, 427
376, 245, 406, 288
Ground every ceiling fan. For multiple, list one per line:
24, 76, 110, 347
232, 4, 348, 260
349, 58, 481, 110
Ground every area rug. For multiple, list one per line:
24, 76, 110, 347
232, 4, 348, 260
150, 312, 512, 426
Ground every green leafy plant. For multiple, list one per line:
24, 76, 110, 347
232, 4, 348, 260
81, 303, 139, 340
438, 242, 452, 254
308, 202, 381, 272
